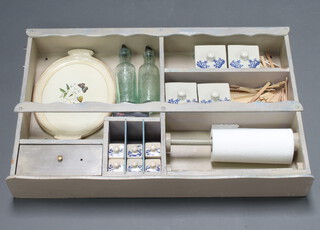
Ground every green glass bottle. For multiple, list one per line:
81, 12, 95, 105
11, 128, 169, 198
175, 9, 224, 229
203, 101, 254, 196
115, 45, 137, 103
138, 46, 160, 103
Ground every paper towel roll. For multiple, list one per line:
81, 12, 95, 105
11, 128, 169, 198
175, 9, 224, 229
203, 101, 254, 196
211, 128, 294, 164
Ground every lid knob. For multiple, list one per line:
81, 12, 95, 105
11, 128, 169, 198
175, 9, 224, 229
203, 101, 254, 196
240, 50, 249, 60
131, 162, 138, 168
114, 146, 120, 153
211, 91, 220, 101
177, 89, 186, 100
113, 162, 120, 169
207, 52, 215, 61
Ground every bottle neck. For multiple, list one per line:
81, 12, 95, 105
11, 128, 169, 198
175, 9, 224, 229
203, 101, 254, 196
120, 55, 130, 63
144, 56, 154, 64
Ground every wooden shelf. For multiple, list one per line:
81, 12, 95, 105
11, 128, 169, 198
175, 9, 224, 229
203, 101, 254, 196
164, 68, 290, 85
19, 139, 103, 145
165, 67, 289, 73
15, 101, 303, 113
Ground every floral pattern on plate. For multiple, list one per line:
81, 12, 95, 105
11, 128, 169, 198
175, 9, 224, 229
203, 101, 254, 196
59, 83, 88, 103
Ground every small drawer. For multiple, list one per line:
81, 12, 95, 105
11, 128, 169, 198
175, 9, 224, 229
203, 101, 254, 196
195, 45, 227, 69
228, 45, 260, 68
127, 144, 143, 158
166, 82, 198, 104
145, 159, 161, 173
198, 83, 231, 103
108, 159, 125, 172
16, 145, 102, 176
145, 142, 161, 158
127, 159, 143, 172
108, 143, 125, 158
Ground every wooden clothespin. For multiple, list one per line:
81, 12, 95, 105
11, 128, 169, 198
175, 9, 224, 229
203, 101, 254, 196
260, 56, 267, 68
265, 52, 275, 68
249, 82, 271, 103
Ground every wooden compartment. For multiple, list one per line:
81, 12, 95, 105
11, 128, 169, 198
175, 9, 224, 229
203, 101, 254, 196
164, 34, 288, 68
166, 111, 308, 174
17, 33, 161, 142
6, 28, 313, 198
103, 117, 162, 176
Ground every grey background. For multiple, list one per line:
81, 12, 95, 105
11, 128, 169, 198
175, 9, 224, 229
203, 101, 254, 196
0, 0, 319, 229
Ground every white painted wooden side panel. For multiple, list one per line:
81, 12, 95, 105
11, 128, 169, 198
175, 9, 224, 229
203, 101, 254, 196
6, 175, 313, 198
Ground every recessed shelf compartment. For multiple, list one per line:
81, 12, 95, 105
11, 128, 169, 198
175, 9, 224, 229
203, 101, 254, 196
21, 34, 160, 105
103, 117, 162, 176
165, 111, 308, 175
164, 68, 295, 101
19, 112, 105, 140
164, 34, 289, 69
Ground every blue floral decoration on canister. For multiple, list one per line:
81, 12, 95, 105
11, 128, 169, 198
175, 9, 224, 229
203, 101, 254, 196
200, 98, 231, 103
230, 60, 243, 68
145, 165, 161, 172
128, 148, 142, 157
212, 58, 225, 68
127, 165, 142, 172
248, 58, 260, 68
168, 98, 198, 104
196, 60, 210, 69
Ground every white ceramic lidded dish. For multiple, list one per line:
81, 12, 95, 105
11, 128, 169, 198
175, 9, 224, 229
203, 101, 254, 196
197, 83, 231, 103
194, 45, 227, 69
33, 49, 116, 139
165, 82, 198, 104
228, 45, 260, 68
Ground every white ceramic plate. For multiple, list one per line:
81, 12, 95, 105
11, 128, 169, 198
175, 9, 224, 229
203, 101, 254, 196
33, 49, 115, 139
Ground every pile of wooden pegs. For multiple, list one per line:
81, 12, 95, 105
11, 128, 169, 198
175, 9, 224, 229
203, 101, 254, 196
230, 78, 288, 103
260, 52, 280, 68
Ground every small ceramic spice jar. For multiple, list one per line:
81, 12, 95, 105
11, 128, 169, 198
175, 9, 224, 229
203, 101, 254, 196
165, 82, 198, 104
197, 83, 231, 103
108, 159, 125, 172
127, 144, 143, 158
108, 143, 125, 158
127, 159, 143, 172
228, 45, 260, 68
195, 45, 227, 69
145, 159, 161, 173
145, 142, 161, 158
